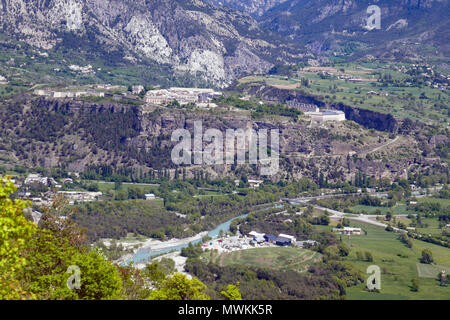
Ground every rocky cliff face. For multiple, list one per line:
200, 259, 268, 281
241, 84, 400, 133
204, 0, 287, 17
260, 0, 450, 59
0, 0, 296, 86
1, 95, 444, 182
333, 103, 399, 134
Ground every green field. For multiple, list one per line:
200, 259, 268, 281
350, 204, 412, 215
415, 218, 446, 236
204, 247, 322, 273
417, 197, 450, 207
416, 263, 450, 279
91, 181, 159, 198
326, 221, 450, 300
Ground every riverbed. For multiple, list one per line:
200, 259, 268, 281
123, 213, 249, 265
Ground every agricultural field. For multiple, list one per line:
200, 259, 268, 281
415, 218, 446, 236
203, 247, 322, 273
350, 204, 412, 215
321, 221, 450, 300
94, 181, 160, 196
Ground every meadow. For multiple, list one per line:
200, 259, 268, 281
203, 247, 321, 273
329, 221, 450, 300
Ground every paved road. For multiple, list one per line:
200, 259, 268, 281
283, 191, 389, 203
310, 203, 407, 233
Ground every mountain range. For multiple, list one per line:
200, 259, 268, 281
0, 0, 303, 86
0, 0, 448, 87
259, 0, 450, 60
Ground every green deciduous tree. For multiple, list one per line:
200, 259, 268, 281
0, 176, 123, 300
0, 177, 36, 299
338, 242, 350, 257
411, 279, 419, 292
71, 250, 123, 300
420, 249, 433, 264
221, 282, 242, 300
148, 273, 210, 300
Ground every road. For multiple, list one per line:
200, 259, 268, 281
365, 135, 399, 154
310, 203, 407, 232
283, 191, 389, 203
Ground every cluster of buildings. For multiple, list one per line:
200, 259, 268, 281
68, 64, 95, 74
24, 173, 57, 186
249, 231, 318, 248
132, 85, 145, 95
201, 235, 259, 253
18, 174, 102, 206
144, 87, 222, 105
286, 100, 319, 113
200, 231, 318, 256
57, 191, 103, 205
0, 75, 7, 84
33, 88, 105, 99
332, 227, 362, 235
338, 75, 363, 82
234, 179, 264, 189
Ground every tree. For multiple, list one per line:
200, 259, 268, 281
221, 282, 242, 300
342, 218, 350, 227
39, 194, 88, 249
0, 176, 123, 300
386, 211, 393, 221
338, 242, 350, 257
420, 249, 434, 264
356, 251, 364, 261
71, 250, 123, 300
0, 177, 36, 299
148, 273, 210, 300
365, 251, 374, 262
411, 279, 419, 292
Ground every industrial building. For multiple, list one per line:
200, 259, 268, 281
306, 110, 346, 123
144, 87, 222, 105
275, 237, 291, 246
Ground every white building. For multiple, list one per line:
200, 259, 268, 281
278, 233, 296, 242
333, 227, 362, 235
307, 110, 346, 123
248, 180, 263, 188
144, 87, 221, 105
144, 193, 156, 200
24, 174, 57, 186
58, 191, 102, 204
34, 89, 51, 96
249, 231, 265, 238
132, 85, 145, 95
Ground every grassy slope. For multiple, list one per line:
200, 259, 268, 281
330, 221, 450, 300
204, 247, 321, 273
